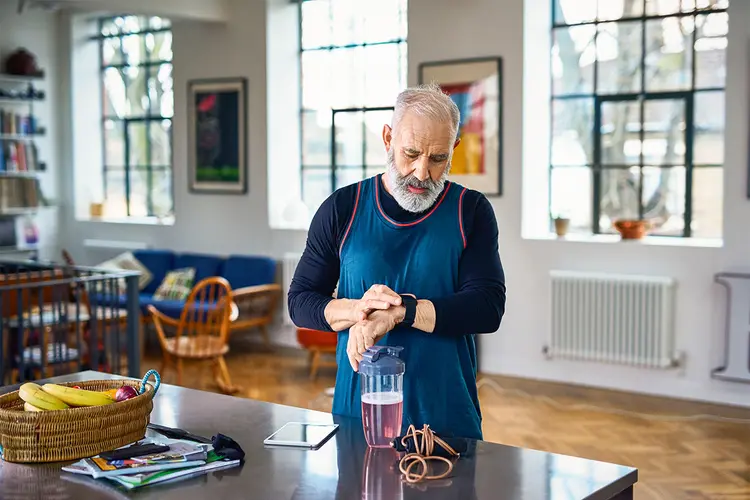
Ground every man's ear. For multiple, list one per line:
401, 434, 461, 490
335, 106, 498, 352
453, 137, 461, 150
382, 124, 393, 151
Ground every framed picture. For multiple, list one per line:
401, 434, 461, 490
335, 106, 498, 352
418, 57, 503, 196
187, 77, 248, 194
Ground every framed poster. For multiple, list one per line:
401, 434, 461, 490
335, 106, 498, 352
187, 77, 248, 194
418, 57, 503, 196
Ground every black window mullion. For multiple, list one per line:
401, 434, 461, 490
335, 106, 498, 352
99, 18, 107, 198
593, 96, 602, 234
118, 29, 131, 216
89, 26, 171, 41
552, 7, 727, 29
144, 36, 153, 217
684, 93, 695, 238
592, 14, 600, 234
330, 109, 337, 193
638, 8, 646, 222
297, 0, 305, 200
684, 9, 699, 238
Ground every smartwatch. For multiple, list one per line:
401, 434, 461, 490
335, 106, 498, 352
399, 294, 417, 328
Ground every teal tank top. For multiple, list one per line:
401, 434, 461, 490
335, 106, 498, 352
332, 174, 482, 440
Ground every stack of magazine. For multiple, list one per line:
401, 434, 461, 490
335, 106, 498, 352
61, 437, 241, 490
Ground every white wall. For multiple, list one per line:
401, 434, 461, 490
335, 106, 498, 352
0, 3, 61, 261
52, 0, 750, 407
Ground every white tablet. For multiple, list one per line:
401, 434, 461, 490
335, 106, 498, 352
263, 422, 339, 449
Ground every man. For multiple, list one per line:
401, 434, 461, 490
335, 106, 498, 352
288, 83, 506, 440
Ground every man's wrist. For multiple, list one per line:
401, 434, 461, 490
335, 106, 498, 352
398, 294, 418, 328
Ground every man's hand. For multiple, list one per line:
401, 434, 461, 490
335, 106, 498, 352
350, 284, 402, 322
346, 308, 404, 371
324, 284, 401, 332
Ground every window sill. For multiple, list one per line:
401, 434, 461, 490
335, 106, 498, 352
523, 232, 723, 248
76, 215, 175, 226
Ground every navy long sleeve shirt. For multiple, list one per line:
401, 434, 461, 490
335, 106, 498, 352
288, 175, 506, 336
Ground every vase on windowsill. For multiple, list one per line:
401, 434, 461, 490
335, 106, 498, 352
553, 217, 570, 238
613, 219, 650, 240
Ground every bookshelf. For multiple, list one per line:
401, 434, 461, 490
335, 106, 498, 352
0, 72, 48, 259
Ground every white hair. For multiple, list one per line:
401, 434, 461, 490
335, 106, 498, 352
391, 82, 461, 141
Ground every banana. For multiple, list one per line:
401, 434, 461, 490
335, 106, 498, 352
24, 402, 44, 412
41, 384, 114, 407
18, 383, 69, 411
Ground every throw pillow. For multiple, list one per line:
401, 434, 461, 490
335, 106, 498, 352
153, 268, 196, 301
95, 251, 153, 291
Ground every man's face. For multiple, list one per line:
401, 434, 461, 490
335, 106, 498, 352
382, 111, 459, 213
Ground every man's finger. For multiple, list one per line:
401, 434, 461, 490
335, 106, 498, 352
356, 330, 367, 357
363, 333, 376, 349
370, 285, 402, 304
366, 299, 392, 311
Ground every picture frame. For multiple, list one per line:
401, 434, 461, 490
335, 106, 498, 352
418, 57, 503, 197
187, 77, 248, 194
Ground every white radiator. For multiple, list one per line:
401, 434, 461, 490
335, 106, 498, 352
546, 271, 679, 368
282, 252, 303, 326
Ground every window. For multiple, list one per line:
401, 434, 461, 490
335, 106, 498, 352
298, 0, 407, 210
550, 0, 727, 239
97, 16, 174, 219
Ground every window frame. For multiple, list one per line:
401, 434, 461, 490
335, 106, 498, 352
296, 0, 407, 201
93, 16, 175, 218
549, 2, 728, 238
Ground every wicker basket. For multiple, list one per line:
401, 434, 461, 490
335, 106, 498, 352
0, 378, 155, 463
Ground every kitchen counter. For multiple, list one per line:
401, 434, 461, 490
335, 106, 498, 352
0, 371, 637, 499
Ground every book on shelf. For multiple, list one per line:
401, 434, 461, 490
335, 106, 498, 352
0, 141, 39, 172
0, 176, 40, 210
0, 109, 41, 136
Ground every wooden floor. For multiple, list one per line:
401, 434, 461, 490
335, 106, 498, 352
143, 336, 750, 499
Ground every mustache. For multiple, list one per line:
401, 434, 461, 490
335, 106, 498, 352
395, 174, 440, 190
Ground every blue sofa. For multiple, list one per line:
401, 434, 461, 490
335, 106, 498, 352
101, 250, 278, 319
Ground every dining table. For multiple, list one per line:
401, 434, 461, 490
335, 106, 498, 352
0, 370, 638, 499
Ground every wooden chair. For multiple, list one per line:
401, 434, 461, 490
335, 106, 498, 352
148, 277, 240, 394
228, 284, 281, 346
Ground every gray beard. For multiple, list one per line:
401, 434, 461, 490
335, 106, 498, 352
385, 149, 449, 213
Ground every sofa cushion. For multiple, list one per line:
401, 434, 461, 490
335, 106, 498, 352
132, 250, 175, 295
153, 267, 196, 301
94, 251, 153, 291
174, 253, 223, 285
220, 255, 276, 289
144, 297, 187, 319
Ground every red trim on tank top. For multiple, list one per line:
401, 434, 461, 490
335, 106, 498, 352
339, 181, 362, 255
458, 187, 467, 248
375, 175, 452, 227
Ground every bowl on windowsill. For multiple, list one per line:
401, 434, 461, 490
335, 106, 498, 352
613, 219, 650, 240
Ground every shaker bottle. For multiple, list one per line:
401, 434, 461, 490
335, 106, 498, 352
359, 345, 405, 448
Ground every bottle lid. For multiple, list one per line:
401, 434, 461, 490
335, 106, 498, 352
359, 345, 405, 376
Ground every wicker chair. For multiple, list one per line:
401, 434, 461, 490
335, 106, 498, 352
228, 284, 281, 345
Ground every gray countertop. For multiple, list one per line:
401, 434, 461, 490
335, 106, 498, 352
0, 371, 637, 499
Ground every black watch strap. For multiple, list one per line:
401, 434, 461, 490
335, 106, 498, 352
399, 294, 417, 328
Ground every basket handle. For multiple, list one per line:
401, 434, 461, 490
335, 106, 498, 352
139, 369, 161, 395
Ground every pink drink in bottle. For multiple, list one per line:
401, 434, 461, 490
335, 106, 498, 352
359, 346, 405, 448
